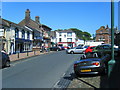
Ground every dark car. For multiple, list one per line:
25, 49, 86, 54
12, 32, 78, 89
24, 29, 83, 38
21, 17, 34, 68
50, 47, 61, 51
93, 44, 118, 57
74, 53, 110, 76
0, 52, 10, 68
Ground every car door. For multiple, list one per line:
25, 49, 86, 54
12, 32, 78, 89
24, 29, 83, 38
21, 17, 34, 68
75, 47, 84, 53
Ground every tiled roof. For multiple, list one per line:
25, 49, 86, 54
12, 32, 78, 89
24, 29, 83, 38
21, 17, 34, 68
56, 30, 74, 33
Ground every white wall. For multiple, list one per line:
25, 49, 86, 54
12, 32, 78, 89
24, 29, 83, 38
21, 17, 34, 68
85, 41, 104, 46
56, 31, 76, 43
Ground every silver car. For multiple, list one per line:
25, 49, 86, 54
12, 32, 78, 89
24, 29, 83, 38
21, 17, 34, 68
66, 46, 86, 54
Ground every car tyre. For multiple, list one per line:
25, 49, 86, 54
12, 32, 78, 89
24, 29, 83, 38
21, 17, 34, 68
5, 60, 10, 67
70, 51, 74, 54
74, 71, 81, 77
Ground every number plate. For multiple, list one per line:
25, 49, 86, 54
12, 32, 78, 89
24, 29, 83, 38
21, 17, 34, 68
81, 69, 91, 72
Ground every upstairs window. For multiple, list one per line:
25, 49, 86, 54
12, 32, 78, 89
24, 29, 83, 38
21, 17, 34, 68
67, 32, 72, 37
22, 30, 25, 39
27, 31, 30, 39
15, 28, 19, 38
59, 32, 62, 36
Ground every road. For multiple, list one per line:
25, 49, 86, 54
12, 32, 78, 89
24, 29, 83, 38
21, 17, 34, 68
2, 51, 82, 88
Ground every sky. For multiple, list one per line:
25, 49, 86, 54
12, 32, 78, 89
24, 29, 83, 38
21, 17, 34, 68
1, 2, 119, 35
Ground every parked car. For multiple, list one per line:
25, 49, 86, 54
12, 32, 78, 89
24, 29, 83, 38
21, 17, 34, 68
85, 46, 96, 54
0, 52, 10, 68
64, 46, 71, 50
93, 44, 118, 57
50, 47, 61, 51
74, 53, 111, 76
66, 46, 86, 54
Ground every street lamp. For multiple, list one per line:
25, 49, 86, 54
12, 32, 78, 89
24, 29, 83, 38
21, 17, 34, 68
108, 0, 116, 77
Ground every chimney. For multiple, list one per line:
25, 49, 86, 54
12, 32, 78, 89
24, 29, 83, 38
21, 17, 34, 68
106, 25, 109, 29
25, 9, 30, 19
35, 16, 40, 24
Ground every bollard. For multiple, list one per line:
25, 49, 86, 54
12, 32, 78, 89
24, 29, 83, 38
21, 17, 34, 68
18, 53, 19, 58
34, 50, 36, 55
27, 48, 29, 56
108, 59, 116, 77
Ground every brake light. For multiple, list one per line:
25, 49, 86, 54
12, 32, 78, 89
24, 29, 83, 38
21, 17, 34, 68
92, 62, 99, 66
74, 64, 77, 67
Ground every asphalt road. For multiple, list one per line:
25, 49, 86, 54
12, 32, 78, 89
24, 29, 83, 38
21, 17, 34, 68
2, 51, 82, 88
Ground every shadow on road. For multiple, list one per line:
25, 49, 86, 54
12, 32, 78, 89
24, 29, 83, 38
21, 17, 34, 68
63, 73, 75, 81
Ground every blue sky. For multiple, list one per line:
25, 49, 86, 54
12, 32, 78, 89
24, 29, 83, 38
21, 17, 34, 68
2, 2, 119, 35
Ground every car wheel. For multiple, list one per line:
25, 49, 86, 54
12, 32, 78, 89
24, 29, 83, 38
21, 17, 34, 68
74, 71, 81, 77
5, 60, 10, 67
57, 49, 59, 51
70, 51, 74, 54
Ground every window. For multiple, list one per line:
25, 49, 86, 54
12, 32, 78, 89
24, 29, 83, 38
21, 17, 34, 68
22, 30, 25, 39
76, 47, 83, 49
15, 28, 19, 38
67, 38, 72, 42
59, 38, 62, 42
67, 32, 72, 37
59, 32, 62, 36
27, 31, 30, 39
99, 30, 103, 33
64, 34, 66, 37
103, 45, 110, 49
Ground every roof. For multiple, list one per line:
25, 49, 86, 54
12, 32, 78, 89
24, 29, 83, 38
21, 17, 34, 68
56, 30, 74, 33
19, 18, 52, 32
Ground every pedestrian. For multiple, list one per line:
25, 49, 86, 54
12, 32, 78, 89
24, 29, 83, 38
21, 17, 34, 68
1, 49, 6, 54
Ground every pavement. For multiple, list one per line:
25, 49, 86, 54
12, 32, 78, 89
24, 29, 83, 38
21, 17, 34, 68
68, 56, 120, 89
9, 50, 50, 62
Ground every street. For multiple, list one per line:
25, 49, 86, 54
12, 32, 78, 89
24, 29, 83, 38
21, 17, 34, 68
2, 51, 82, 88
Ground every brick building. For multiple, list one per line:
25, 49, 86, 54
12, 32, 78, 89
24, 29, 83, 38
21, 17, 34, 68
96, 25, 118, 44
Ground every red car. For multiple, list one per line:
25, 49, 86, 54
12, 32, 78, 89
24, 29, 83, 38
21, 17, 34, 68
85, 46, 96, 53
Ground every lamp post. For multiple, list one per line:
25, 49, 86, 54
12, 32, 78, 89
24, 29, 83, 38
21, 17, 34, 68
108, 0, 116, 77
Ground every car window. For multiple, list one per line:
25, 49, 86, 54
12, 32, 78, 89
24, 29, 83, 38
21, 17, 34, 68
76, 47, 83, 49
96, 46, 101, 49
103, 45, 110, 49
84, 46, 89, 48
90, 47, 95, 49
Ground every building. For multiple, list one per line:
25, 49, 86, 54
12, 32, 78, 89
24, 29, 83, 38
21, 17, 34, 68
56, 30, 77, 47
115, 31, 120, 46
42, 24, 52, 48
96, 25, 118, 44
0, 18, 33, 54
50, 31, 57, 47
19, 9, 52, 50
